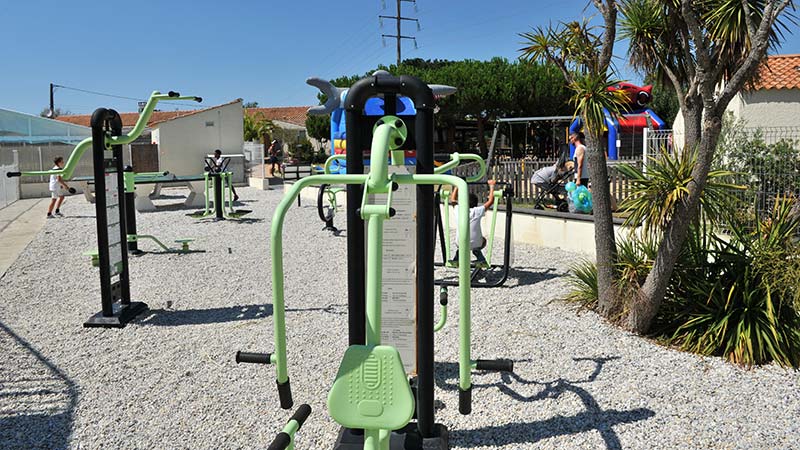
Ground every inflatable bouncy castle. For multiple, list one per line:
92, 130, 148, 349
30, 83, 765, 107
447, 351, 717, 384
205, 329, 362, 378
569, 82, 665, 160
307, 72, 456, 173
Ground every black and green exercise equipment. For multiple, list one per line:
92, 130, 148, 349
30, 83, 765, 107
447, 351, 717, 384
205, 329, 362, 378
317, 183, 344, 233
435, 184, 515, 289
190, 156, 250, 220
266, 404, 312, 450
236, 73, 512, 449
9, 90, 202, 328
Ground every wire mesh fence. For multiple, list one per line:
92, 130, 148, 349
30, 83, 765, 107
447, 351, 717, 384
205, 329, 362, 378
717, 127, 800, 224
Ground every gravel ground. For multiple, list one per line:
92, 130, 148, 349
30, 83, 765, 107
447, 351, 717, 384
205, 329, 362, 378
1, 186, 799, 450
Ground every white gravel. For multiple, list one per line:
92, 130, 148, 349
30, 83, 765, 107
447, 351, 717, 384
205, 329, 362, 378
1, 186, 799, 450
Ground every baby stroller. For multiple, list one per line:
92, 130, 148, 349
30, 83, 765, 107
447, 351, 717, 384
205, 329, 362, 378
532, 159, 574, 212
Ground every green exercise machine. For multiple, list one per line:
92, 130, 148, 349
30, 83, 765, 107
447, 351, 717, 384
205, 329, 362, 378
317, 184, 344, 233
190, 156, 250, 220
236, 74, 512, 449
10, 90, 203, 328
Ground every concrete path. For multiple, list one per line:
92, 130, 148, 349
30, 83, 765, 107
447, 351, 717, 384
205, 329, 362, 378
0, 199, 47, 278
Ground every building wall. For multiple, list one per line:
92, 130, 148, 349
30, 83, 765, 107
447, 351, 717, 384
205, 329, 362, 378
152, 101, 244, 176
673, 88, 800, 143
732, 88, 800, 128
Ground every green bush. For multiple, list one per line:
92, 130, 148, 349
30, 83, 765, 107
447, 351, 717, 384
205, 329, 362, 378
565, 177, 800, 366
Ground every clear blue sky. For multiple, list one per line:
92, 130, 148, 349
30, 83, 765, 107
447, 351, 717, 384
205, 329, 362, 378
2, 0, 798, 116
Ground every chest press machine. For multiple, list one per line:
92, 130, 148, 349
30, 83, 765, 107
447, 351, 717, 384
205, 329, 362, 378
236, 74, 512, 450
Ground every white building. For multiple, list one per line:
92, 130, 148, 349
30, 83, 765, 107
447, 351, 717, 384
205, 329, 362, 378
150, 99, 244, 179
673, 54, 800, 137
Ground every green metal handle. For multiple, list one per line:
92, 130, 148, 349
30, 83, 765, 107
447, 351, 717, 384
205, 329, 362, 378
15, 91, 201, 179
433, 152, 487, 183
323, 155, 347, 174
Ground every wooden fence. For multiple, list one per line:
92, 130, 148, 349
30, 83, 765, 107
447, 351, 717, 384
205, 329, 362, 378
453, 158, 643, 206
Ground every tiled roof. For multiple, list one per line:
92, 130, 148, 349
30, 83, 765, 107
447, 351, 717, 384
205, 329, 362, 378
246, 106, 311, 127
56, 99, 242, 128
756, 54, 800, 90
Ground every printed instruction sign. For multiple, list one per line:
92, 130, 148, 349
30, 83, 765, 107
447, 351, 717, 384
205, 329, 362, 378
105, 172, 123, 277
369, 165, 417, 373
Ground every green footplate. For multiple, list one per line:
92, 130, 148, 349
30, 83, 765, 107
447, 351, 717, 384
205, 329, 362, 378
328, 345, 414, 431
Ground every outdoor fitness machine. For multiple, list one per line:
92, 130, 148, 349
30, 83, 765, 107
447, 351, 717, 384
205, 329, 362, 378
434, 178, 515, 288
191, 156, 249, 220
236, 73, 512, 449
6, 91, 203, 327
82, 91, 201, 327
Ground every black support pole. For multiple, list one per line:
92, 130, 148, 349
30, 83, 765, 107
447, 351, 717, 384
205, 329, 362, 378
213, 174, 224, 219
415, 105, 436, 439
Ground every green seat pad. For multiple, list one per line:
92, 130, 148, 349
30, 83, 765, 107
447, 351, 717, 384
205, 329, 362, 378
328, 345, 414, 431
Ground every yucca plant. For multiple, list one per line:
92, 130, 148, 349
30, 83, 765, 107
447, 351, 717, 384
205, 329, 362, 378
668, 270, 800, 368
616, 146, 745, 237
564, 259, 598, 310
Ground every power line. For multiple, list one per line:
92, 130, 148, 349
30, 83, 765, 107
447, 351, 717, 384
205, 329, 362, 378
379, 0, 419, 66
52, 84, 206, 109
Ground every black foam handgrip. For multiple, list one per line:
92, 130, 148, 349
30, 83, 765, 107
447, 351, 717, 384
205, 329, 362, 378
194, 96, 203, 103
267, 432, 291, 450
6, 172, 20, 178
277, 379, 294, 409
68, 187, 77, 194
235, 351, 271, 364
459, 386, 472, 415
290, 404, 312, 428
475, 359, 514, 372
439, 288, 448, 305
162, 171, 170, 176
168, 91, 179, 97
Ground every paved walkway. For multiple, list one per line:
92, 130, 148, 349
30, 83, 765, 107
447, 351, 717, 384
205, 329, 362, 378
0, 199, 47, 278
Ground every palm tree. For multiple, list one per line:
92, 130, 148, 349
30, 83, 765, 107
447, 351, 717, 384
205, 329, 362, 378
519, 4, 629, 317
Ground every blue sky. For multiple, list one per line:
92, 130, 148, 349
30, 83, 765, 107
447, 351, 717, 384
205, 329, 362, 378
2, 0, 798, 116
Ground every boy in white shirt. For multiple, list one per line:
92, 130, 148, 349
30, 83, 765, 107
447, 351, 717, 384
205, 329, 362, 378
47, 156, 71, 218
449, 179, 496, 265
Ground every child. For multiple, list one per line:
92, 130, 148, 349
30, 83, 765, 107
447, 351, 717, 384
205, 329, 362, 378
449, 179, 496, 265
213, 149, 239, 202
47, 156, 71, 218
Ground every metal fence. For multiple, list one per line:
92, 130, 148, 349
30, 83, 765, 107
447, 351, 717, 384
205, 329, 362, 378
718, 127, 800, 222
243, 141, 266, 179
0, 150, 20, 209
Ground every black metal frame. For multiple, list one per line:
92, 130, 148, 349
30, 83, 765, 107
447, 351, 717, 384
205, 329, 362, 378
434, 184, 515, 288
84, 108, 148, 328
340, 73, 448, 449
316, 184, 339, 233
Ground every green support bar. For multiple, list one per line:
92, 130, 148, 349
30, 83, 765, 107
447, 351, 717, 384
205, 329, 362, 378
433, 152, 487, 183
13, 91, 200, 179
484, 189, 504, 264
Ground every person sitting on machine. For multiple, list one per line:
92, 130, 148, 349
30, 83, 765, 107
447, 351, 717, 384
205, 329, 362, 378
212, 149, 238, 202
449, 179, 496, 266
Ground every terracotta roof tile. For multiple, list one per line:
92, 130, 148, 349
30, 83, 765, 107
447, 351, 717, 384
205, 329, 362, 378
56, 99, 242, 128
756, 54, 800, 90
246, 106, 311, 127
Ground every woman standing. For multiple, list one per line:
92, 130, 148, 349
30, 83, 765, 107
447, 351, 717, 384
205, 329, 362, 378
569, 132, 590, 187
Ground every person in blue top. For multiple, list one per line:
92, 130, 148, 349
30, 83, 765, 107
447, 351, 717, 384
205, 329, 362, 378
448, 179, 496, 265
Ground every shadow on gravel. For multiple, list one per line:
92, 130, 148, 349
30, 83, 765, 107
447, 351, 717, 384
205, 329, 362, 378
434, 266, 562, 287
0, 321, 78, 450
138, 304, 273, 326
436, 356, 655, 449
